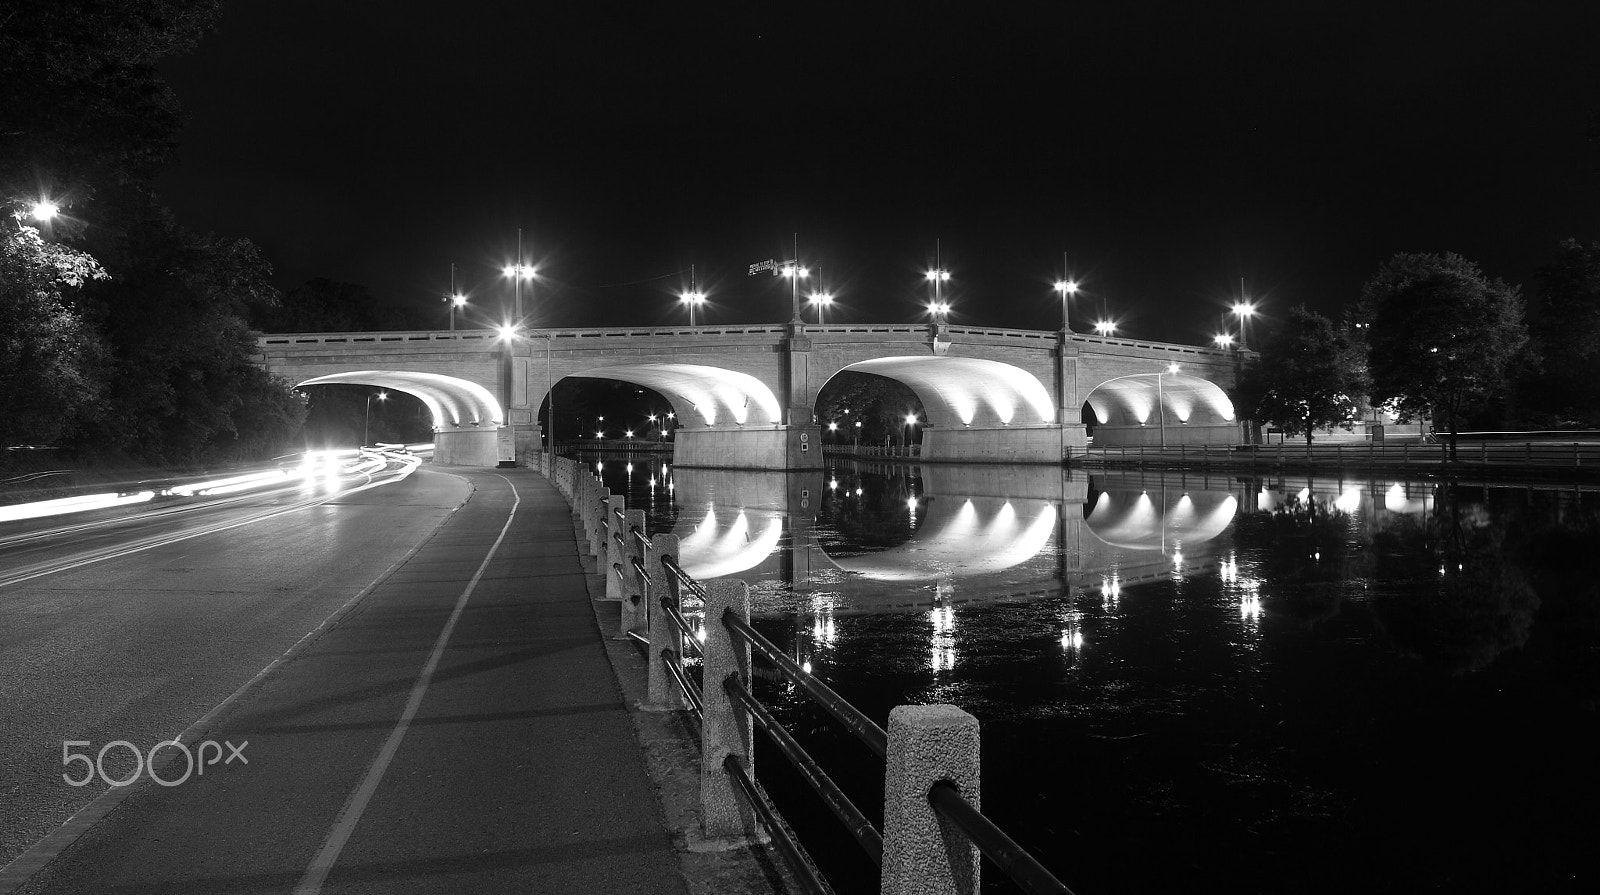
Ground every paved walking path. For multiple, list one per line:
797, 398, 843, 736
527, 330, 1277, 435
12, 469, 704, 894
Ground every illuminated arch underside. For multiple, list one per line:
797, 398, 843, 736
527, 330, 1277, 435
677, 507, 786, 580
1086, 490, 1238, 550
831, 498, 1058, 582
841, 357, 1055, 427
572, 364, 781, 427
1084, 373, 1236, 426
295, 371, 502, 429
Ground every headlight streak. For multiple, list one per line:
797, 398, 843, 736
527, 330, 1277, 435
0, 451, 422, 589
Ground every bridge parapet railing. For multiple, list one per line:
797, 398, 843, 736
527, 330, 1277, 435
544, 457, 1075, 895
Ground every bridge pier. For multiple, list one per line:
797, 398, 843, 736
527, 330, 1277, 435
433, 426, 500, 466
673, 426, 825, 471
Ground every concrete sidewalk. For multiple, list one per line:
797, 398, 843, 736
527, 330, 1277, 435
12, 469, 780, 894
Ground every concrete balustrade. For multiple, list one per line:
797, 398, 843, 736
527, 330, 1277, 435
643, 534, 685, 712
881, 705, 981, 895
700, 579, 758, 841
616, 509, 647, 641
603, 495, 627, 600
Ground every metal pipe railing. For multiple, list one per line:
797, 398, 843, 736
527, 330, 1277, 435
928, 781, 1075, 895
658, 596, 704, 658
722, 609, 889, 760
661, 649, 703, 717
661, 555, 708, 604
725, 675, 883, 867
722, 754, 833, 895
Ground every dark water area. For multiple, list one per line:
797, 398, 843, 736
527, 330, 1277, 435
585, 451, 1600, 894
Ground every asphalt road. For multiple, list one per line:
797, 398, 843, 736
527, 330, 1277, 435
0, 466, 687, 894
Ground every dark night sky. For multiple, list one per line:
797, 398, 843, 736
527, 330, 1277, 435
154, 2, 1600, 342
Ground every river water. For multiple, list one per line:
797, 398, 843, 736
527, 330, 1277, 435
587, 453, 1598, 894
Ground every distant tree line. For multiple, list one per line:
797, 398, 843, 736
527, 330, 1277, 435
1234, 243, 1600, 457
0, 2, 426, 466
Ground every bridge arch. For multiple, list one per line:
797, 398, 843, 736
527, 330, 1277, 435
1082, 372, 1236, 446
296, 371, 503, 428
822, 356, 1056, 428
564, 364, 782, 428
296, 370, 503, 464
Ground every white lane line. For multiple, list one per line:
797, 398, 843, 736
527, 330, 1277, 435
294, 475, 521, 895
0, 468, 470, 894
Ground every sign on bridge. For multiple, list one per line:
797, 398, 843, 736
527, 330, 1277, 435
747, 259, 774, 276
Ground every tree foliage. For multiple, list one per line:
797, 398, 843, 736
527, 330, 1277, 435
2, 3, 311, 463
0, 0, 220, 197
1233, 306, 1370, 446
0, 221, 110, 446
1360, 253, 1529, 455
1520, 238, 1600, 426
88, 211, 302, 462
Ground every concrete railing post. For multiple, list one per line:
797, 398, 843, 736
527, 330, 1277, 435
643, 533, 686, 711
615, 510, 648, 640
579, 473, 592, 546
603, 495, 627, 600
700, 578, 762, 841
880, 704, 981, 895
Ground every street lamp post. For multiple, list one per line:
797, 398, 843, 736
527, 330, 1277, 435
808, 290, 833, 325
780, 262, 809, 323
1055, 278, 1079, 332
925, 238, 952, 324
502, 231, 536, 325
681, 288, 706, 325
364, 391, 388, 446
444, 262, 467, 331
1094, 320, 1116, 337
1232, 295, 1256, 351
680, 263, 707, 326
1156, 363, 1178, 450
544, 331, 555, 470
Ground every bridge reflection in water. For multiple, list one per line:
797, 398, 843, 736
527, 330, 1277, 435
624, 462, 1249, 614
593, 456, 1449, 664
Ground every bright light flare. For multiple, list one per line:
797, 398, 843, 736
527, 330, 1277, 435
31, 201, 59, 222
0, 490, 154, 523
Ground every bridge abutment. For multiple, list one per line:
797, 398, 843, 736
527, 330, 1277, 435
673, 426, 826, 471
920, 425, 1084, 464
434, 427, 501, 466
1091, 423, 1239, 447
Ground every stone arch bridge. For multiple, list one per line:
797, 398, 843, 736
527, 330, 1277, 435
256, 323, 1246, 468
